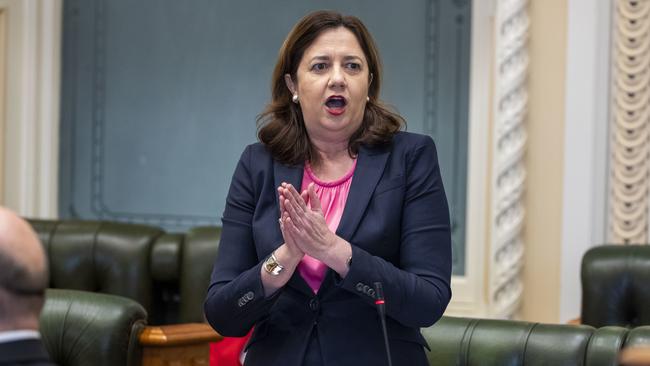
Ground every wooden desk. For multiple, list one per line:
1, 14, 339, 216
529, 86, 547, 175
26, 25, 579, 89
140, 323, 222, 366
621, 346, 650, 366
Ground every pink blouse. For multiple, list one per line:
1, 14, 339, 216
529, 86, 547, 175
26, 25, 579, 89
297, 159, 357, 293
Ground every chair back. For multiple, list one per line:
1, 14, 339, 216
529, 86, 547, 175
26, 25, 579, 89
29, 219, 220, 324
40, 289, 147, 366
422, 316, 642, 366
581, 244, 650, 327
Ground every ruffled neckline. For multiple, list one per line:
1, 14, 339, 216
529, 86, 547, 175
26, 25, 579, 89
304, 159, 357, 187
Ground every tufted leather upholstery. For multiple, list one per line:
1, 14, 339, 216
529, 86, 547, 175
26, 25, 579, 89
422, 316, 650, 366
40, 289, 147, 366
29, 219, 220, 325
147, 227, 221, 323
180, 226, 221, 322
36, 220, 650, 365
581, 245, 650, 327
624, 325, 650, 349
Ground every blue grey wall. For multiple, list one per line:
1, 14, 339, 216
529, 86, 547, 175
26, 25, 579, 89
59, 0, 470, 274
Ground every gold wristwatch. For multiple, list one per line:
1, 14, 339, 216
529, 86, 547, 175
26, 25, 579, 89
263, 251, 284, 276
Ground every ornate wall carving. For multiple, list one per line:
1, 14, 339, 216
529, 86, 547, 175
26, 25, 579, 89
489, 0, 529, 318
609, 0, 650, 244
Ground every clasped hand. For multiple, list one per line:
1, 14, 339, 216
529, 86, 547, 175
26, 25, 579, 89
277, 182, 338, 261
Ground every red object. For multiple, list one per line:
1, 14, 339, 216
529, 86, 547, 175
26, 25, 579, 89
375, 300, 385, 305
210, 329, 253, 366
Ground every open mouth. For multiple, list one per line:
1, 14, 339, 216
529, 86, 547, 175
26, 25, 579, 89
325, 96, 347, 109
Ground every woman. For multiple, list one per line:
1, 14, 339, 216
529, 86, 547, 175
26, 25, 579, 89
204, 10, 451, 366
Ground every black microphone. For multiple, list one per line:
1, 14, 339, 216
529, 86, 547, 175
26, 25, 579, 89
374, 282, 393, 366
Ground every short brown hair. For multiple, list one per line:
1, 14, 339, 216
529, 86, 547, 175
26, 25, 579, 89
257, 10, 405, 166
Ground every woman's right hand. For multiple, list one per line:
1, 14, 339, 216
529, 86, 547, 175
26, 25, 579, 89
259, 187, 305, 297
278, 186, 306, 257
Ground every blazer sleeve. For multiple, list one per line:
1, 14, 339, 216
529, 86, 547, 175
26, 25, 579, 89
204, 145, 280, 336
337, 136, 452, 328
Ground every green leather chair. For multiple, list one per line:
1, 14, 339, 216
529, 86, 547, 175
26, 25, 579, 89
28, 219, 220, 325
581, 245, 650, 327
40, 289, 147, 366
40, 294, 650, 366
422, 316, 650, 366
31, 220, 650, 365
30, 220, 222, 365
152, 226, 221, 324
624, 325, 650, 349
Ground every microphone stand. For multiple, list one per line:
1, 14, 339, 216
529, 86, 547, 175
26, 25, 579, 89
374, 282, 393, 366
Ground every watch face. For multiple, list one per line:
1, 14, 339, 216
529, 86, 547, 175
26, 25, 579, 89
264, 255, 282, 276
265, 261, 275, 272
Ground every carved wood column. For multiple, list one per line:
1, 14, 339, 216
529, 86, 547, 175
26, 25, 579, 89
609, 0, 650, 244
488, 0, 529, 318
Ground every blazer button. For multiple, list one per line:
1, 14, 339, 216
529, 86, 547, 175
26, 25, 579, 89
309, 298, 320, 312
363, 285, 370, 294
368, 289, 376, 298
356, 283, 364, 292
245, 291, 254, 301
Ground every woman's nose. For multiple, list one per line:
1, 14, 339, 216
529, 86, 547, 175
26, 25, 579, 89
328, 66, 346, 88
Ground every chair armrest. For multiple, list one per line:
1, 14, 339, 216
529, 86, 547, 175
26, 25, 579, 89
620, 346, 650, 366
139, 322, 222, 346
139, 323, 222, 366
41, 289, 147, 366
567, 317, 581, 325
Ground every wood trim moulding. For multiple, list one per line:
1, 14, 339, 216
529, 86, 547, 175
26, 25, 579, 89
446, 0, 529, 319
446, 0, 493, 318
0, 9, 6, 204
559, 0, 614, 323
0, 0, 61, 217
487, 0, 529, 318
139, 323, 222, 347
609, 0, 650, 244
139, 323, 222, 366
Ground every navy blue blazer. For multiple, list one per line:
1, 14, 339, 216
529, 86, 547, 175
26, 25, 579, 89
0, 338, 57, 365
204, 131, 452, 366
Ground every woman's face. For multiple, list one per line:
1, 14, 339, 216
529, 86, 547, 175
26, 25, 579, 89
285, 27, 370, 144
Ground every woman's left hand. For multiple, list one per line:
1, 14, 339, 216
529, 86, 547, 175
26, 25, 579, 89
280, 182, 352, 277
280, 183, 337, 260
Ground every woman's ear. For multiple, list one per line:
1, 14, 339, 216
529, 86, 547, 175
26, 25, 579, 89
284, 74, 296, 94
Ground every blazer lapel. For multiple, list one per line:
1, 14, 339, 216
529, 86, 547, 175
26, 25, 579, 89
335, 144, 390, 241
273, 161, 304, 208
319, 144, 390, 297
272, 144, 389, 243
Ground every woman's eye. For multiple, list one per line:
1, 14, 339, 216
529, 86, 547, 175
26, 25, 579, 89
311, 63, 327, 71
346, 63, 361, 71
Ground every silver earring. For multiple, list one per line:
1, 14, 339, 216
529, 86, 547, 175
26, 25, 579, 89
292, 94, 299, 104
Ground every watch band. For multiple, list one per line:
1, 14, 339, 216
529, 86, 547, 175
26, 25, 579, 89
264, 250, 285, 276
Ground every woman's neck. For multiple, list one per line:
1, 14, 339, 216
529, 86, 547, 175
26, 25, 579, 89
310, 136, 348, 160
309, 138, 356, 181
